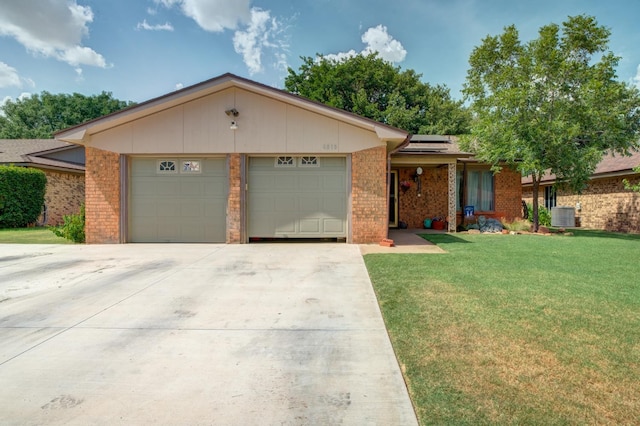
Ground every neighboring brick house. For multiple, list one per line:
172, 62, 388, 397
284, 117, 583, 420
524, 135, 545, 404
390, 135, 523, 231
55, 73, 408, 244
0, 139, 85, 225
522, 151, 640, 233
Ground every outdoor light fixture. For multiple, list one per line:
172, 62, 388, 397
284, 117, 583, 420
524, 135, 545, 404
225, 108, 239, 130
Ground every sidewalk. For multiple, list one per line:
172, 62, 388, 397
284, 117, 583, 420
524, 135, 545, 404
359, 228, 447, 254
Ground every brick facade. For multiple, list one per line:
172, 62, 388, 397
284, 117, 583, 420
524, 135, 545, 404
85, 147, 121, 243
226, 154, 242, 243
351, 146, 388, 243
397, 164, 522, 229
40, 170, 84, 226
494, 167, 524, 220
523, 175, 640, 233
398, 167, 449, 228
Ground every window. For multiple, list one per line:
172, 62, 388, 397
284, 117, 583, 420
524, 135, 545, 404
157, 160, 177, 173
181, 160, 201, 173
299, 156, 319, 167
275, 156, 295, 167
544, 186, 556, 209
466, 170, 494, 211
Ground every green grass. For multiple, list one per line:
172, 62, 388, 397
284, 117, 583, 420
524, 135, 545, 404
365, 230, 640, 425
0, 227, 75, 244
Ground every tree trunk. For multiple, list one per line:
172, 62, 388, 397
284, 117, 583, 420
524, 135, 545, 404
531, 175, 540, 233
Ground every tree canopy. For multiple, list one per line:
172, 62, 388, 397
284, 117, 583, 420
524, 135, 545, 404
0, 91, 134, 139
462, 15, 640, 230
285, 53, 470, 135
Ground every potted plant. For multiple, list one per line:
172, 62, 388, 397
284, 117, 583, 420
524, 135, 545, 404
399, 180, 412, 193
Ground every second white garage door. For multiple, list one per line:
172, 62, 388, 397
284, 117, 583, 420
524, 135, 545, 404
248, 156, 347, 239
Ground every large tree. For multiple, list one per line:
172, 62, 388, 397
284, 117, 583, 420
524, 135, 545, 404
462, 15, 640, 231
285, 53, 470, 135
0, 91, 134, 139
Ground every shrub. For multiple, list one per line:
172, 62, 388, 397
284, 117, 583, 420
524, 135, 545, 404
526, 203, 552, 227
502, 218, 532, 232
0, 165, 47, 228
50, 204, 85, 243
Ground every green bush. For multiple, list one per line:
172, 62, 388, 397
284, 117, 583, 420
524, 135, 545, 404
527, 203, 552, 227
0, 165, 47, 228
50, 204, 85, 243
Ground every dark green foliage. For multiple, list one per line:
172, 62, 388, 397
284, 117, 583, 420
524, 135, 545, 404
50, 204, 85, 243
0, 91, 135, 138
0, 166, 47, 228
285, 53, 471, 134
527, 203, 551, 226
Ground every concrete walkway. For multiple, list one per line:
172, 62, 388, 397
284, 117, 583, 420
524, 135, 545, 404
0, 244, 417, 425
359, 228, 447, 254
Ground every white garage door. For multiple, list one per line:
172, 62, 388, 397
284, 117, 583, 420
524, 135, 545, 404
129, 158, 227, 242
248, 156, 347, 239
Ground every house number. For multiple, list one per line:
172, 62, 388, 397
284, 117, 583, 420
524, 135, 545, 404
322, 143, 338, 151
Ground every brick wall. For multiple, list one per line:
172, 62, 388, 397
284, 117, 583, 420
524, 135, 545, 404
227, 154, 241, 243
398, 167, 449, 228
523, 175, 640, 233
40, 170, 84, 226
398, 164, 522, 229
85, 147, 121, 243
494, 167, 523, 221
351, 146, 387, 243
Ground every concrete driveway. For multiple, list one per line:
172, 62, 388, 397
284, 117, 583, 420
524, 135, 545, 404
0, 243, 417, 425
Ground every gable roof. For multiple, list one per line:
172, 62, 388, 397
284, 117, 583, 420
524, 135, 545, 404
521, 150, 640, 186
55, 72, 409, 148
0, 139, 85, 173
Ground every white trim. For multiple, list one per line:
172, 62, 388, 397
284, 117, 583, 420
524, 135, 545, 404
275, 156, 296, 167
298, 156, 320, 167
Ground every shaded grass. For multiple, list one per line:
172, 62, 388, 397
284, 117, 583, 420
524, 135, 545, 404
365, 230, 640, 425
0, 227, 74, 244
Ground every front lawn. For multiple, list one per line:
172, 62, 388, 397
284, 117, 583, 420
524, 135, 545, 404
0, 227, 74, 244
365, 230, 640, 425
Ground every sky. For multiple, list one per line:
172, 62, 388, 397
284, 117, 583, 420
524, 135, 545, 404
1, 0, 639, 106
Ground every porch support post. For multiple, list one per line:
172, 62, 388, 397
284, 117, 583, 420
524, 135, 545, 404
447, 162, 457, 232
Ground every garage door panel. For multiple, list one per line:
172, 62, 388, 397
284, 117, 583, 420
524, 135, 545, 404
298, 196, 320, 212
248, 156, 346, 238
129, 157, 227, 243
274, 175, 296, 190
274, 196, 296, 212
323, 175, 345, 191
322, 196, 346, 212
250, 194, 275, 212
299, 219, 320, 233
298, 175, 321, 190
274, 217, 296, 233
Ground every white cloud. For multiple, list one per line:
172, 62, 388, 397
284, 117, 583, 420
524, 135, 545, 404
1, 92, 32, 109
325, 25, 407, 64
233, 8, 289, 75
0, 62, 21, 88
137, 19, 174, 31
156, 1, 288, 75
175, 83, 184, 90
361, 25, 407, 63
633, 64, 640, 89
233, 9, 271, 74
0, 1, 108, 68
156, 0, 250, 32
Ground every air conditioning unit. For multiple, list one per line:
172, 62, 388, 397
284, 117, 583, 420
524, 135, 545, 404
551, 206, 575, 227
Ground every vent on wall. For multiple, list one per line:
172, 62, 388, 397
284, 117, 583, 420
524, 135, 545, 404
551, 206, 575, 227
